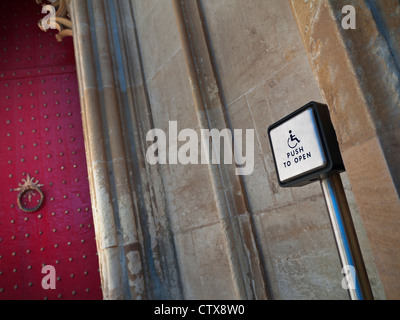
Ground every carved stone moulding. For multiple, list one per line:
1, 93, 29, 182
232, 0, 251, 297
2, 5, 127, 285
36, 0, 73, 42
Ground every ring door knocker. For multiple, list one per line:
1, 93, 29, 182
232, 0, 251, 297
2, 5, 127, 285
14, 174, 45, 213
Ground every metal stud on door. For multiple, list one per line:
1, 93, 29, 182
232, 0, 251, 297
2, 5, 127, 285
0, 1, 102, 300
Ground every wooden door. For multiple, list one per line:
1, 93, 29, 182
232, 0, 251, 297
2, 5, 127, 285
0, 1, 102, 300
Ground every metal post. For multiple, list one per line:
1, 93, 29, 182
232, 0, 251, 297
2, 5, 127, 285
320, 174, 374, 300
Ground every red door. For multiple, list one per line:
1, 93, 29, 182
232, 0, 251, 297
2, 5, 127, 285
0, 1, 102, 300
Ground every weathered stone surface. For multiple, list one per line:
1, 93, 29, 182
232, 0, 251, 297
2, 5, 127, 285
132, 0, 181, 82
67, 0, 393, 300
290, 0, 399, 299
257, 197, 348, 299
129, 0, 386, 300
201, 0, 362, 299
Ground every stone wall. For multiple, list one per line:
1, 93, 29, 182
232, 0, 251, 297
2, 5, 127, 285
66, 0, 395, 299
131, 0, 385, 299
290, 0, 400, 299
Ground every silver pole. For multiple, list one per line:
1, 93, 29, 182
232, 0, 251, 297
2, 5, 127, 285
320, 174, 373, 300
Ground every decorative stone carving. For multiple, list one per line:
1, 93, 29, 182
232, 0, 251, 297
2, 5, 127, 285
36, 0, 73, 41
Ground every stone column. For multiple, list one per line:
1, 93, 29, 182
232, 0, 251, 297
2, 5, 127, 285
290, 0, 400, 299
68, 0, 182, 299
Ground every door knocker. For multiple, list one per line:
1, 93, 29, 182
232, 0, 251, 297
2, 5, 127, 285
14, 174, 45, 213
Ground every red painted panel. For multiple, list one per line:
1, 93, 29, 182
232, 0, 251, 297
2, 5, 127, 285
0, 1, 102, 300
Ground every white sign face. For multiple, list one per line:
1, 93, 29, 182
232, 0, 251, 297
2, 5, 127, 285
269, 108, 326, 183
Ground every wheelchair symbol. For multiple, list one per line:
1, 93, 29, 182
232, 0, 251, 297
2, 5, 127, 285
287, 130, 301, 149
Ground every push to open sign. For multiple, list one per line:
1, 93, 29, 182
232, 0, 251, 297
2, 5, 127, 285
268, 102, 344, 187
